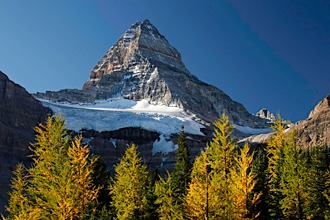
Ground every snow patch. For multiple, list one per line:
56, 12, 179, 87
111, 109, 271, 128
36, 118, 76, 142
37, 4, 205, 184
234, 124, 272, 135
110, 138, 117, 148
152, 135, 178, 156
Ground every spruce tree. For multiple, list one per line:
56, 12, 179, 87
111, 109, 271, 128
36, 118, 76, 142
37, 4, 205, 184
230, 143, 261, 219
88, 155, 114, 219
251, 150, 269, 219
279, 130, 309, 219
110, 144, 149, 220
324, 170, 330, 219
154, 173, 185, 220
172, 125, 191, 197
308, 146, 330, 219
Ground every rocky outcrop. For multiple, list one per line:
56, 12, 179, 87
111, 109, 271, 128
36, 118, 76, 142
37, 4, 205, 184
295, 95, 330, 148
240, 94, 330, 149
256, 108, 275, 122
0, 71, 50, 212
35, 19, 267, 128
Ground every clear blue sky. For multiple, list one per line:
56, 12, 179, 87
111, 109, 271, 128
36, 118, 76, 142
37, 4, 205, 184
0, 0, 329, 122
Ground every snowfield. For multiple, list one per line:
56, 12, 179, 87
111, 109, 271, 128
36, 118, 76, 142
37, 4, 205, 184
39, 98, 205, 136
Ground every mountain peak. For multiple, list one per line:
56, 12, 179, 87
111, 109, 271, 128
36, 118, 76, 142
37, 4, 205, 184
36, 20, 267, 128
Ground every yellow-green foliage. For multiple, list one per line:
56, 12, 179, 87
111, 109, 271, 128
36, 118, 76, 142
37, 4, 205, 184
231, 143, 261, 220
185, 150, 211, 219
5, 116, 99, 220
267, 115, 286, 182
110, 144, 149, 220
154, 173, 184, 220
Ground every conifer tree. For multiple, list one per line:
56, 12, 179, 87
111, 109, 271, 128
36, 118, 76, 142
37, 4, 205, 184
155, 172, 185, 220
251, 150, 269, 219
207, 113, 237, 218
88, 155, 114, 219
67, 137, 100, 218
230, 143, 261, 219
266, 116, 286, 219
6, 116, 99, 219
279, 130, 309, 219
5, 164, 41, 220
324, 170, 330, 219
172, 125, 191, 197
185, 151, 212, 219
110, 144, 149, 220
308, 146, 330, 219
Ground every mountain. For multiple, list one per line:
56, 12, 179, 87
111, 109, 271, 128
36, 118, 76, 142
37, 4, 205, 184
295, 94, 330, 148
35, 19, 266, 129
0, 71, 50, 212
256, 108, 275, 122
34, 19, 271, 171
240, 94, 330, 148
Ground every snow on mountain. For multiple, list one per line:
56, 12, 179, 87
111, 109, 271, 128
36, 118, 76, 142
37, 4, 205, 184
39, 98, 205, 136
234, 124, 272, 135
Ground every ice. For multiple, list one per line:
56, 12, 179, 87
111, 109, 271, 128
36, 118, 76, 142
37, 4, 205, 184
39, 98, 205, 136
152, 135, 178, 156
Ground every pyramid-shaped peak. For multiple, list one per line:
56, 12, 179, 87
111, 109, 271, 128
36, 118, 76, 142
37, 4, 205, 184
87, 19, 185, 84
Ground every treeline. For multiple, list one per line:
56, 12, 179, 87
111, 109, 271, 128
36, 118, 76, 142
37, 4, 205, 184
3, 115, 330, 219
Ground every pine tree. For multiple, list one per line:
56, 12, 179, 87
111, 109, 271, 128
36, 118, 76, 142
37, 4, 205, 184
110, 144, 149, 220
172, 125, 191, 197
154, 172, 185, 220
207, 113, 237, 219
279, 130, 309, 219
230, 143, 261, 219
266, 116, 286, 219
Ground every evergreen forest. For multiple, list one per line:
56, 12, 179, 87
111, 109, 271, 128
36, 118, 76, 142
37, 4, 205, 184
3, 114, 330, 220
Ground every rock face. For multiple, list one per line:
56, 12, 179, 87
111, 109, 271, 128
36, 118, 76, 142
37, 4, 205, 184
241, 94, 330, 149
295, 95, 330, 148
0, 71, 50, 212
36, 19, 266, 128
256, 108, 275, 122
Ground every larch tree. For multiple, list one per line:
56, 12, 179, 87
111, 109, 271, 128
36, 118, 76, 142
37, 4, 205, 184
154, 173, 185, 220
6, 116, 99, 219
279, 130, 309, 220
110, 144, 149, 220
207, 113, 237, 219
5, 164, 41, 220
266, 116, 286, 219
185, 150, 212, 219
230, 143, 261, 220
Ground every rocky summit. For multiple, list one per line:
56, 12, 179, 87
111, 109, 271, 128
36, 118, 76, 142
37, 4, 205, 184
35, 19, 267, 129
